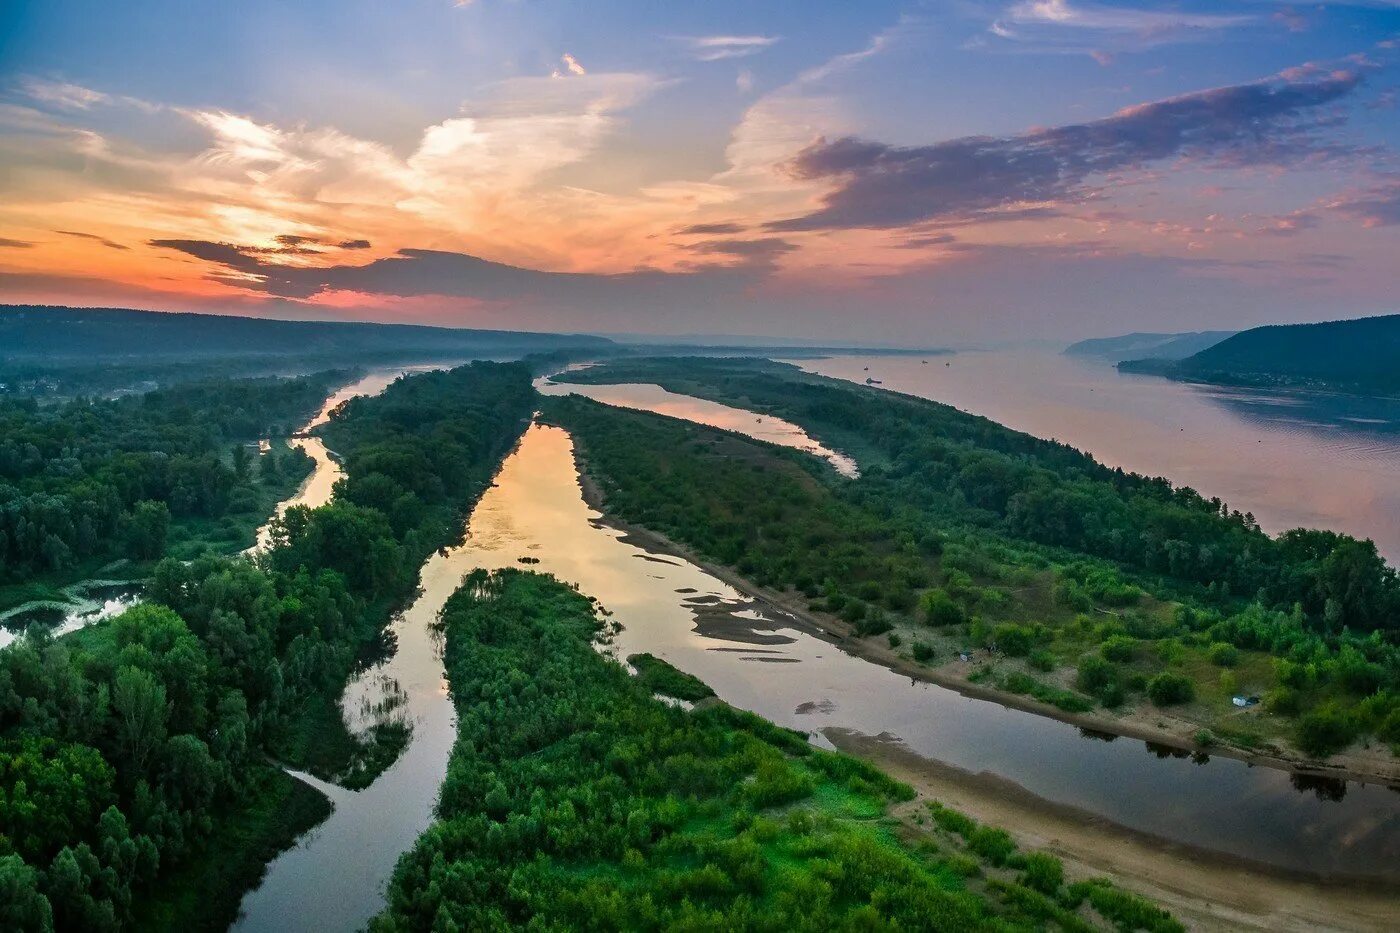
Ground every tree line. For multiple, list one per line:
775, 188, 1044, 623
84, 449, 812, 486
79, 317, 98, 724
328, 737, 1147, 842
0, 361, 534, 931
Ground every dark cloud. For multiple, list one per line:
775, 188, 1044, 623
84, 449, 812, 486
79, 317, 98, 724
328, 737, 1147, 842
0, 238, 34, 248
769, 70, 1365, 231
56, 229, 129, 250
674, 222, 747, 235
682, 237, 797, 269
337, 239, 372, 250
148, 242, 770, 317
274, 234, 320, 247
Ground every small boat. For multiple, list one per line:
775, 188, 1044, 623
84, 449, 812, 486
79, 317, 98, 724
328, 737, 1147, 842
865, 377, 882, 385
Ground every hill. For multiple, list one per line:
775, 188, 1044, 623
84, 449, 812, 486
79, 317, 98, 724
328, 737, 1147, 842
1119, 314, 1400, 396
0, 305, 612, 362
1065, 330, 1235, 362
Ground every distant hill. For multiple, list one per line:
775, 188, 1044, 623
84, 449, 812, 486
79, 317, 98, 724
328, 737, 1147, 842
1118, 314, 1400, 396
0, 305, 612, 362
1064, 330, 1235, 363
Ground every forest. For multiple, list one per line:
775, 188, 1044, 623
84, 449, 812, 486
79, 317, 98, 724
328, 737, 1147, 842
1118, 313, 1400, 397
547, 358, 1400, 760
373, 568, 1179, 932
0, 373, 343, 616
0, 361, 534, 932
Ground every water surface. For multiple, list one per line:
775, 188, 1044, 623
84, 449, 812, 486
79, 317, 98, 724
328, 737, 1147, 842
325, 423, 1397, 885
798, 351, 1400, 561
536, 374, 859, 478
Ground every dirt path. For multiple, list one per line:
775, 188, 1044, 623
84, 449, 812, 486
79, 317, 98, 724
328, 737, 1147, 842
835, 729, 1398, 932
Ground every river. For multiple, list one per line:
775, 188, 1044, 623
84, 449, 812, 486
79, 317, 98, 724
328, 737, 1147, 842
796, 350, 1400, 562
236, 418, 1397, 930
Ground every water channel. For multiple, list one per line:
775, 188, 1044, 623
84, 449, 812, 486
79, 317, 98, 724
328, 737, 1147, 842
236, 412, 1399, 929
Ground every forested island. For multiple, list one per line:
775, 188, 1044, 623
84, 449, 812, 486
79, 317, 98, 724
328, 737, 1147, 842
1118, 313, 1400, 397
550, 358, 1400, 769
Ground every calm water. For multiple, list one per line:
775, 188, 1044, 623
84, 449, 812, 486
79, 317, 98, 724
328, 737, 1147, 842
243, 422, 1397, 926
536, 374, 859, 478
250, 364, 455, 551
798, 351, 1400, 561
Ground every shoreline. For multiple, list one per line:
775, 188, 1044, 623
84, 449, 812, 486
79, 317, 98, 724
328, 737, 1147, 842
561, 438, 1400, 790
842, 729, 1398, 932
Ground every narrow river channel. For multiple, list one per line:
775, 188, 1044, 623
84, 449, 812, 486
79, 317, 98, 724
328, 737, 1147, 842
236, 417, 1398, 931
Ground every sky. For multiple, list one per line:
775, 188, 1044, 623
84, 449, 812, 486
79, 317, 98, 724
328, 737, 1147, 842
1, 0, 1398, 345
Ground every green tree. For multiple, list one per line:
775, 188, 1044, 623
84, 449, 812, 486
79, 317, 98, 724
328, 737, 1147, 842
111, 667, 167, 774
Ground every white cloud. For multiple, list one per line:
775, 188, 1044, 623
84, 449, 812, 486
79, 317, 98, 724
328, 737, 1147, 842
675, 35, 780, 62
22, 79, 109, 109
991, 0, 1251, 50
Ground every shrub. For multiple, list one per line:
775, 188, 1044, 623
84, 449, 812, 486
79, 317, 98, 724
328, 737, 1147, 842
1264, 687, 1301, 716
1147, 673, 1195, 707
887, 632, 902, 649
1295, 706, 1358, 758
968, 826, 1017, 866
993, 623, 1035, 657
1100, 635, 1137, 662
911, 642, 935, 662
921, 589, 966, 627
1207, 642, 1240, 667
1027, 649, 1055, 672
1021, 852, 1064, 895
1075, 656, 1119, 699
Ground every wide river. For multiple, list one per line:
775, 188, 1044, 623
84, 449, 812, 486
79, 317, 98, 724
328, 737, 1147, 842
237, 401, 1399, 929
798, 350, 1400, 562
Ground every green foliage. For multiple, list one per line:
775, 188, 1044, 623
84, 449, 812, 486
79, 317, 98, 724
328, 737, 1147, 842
1100, 635, 1138, 662
1147, 673, 1196, 707
0, 372, 339, 587
921, 589, 965, 626
1294, 705, 1358, 758
0, 362, 535, 931
376, 569, 1135, 930
1207, 641, 1240, 667
628, 654, 715, 702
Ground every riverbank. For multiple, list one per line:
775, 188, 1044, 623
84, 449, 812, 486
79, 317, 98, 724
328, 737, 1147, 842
842, 730, 1399, 932
565, 438, 1400, 787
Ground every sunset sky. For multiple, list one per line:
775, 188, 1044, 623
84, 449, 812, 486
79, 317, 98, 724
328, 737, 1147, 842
2, 1, 1399, 343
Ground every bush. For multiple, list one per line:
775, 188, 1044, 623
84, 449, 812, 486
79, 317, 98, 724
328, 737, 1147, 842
968, 826, 1017, 866
1021, 852, 1064, 894
1147, 673, 1195, 707
1295, 706, 1357, 758
911, 642, 935, 662
1207, 642, 1240, 667
921, 589, 965, 627
1100, 635, 1137, 662
1027, 649, 1055, 672
1075, 656, 1119, 701
993, 623, 1035, 657
1264, 687, 1301, 716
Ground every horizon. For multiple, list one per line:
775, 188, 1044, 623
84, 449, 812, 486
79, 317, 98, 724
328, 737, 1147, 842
2, 2, 1400, 343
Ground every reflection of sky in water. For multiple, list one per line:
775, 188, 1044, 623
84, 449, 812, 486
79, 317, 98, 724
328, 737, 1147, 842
411, 424, 1400, 881
799, 352, 1400, 561
536, 375, 860, 478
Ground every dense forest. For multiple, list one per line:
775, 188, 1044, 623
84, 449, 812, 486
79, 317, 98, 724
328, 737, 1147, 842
1118, 313, 1400, 396
548, 358, 1400, 759
0, 373, 343, 615
0, 361, 534, 931
373, 568, 1180, 932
